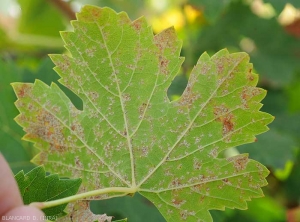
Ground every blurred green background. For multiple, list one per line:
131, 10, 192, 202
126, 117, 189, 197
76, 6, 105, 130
0, 0, 300, 221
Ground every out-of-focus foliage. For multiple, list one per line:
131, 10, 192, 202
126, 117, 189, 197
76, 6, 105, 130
0, 0, 299, 221
0, 59, 34, 173
91, 193, 165, 221
188, 0, 232, 22
264, 0, 300, 12
17, 0, 66, 36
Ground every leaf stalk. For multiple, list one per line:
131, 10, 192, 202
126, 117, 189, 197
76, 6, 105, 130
30, 186, 137, 209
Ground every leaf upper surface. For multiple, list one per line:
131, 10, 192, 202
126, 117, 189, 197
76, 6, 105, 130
13, 5, 274, 221
15, 166, 81, 218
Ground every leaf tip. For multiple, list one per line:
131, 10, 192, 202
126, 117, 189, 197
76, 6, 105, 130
11, 82, 33, 99
76, 4, 102, 21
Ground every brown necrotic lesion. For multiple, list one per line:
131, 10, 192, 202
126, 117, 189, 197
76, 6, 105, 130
213, 105, 235, 136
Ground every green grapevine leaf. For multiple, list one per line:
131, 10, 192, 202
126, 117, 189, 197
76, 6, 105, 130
15, 166, 82, 218
13, 5, 273, 221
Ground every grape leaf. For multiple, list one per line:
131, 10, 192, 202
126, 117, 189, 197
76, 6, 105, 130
15, 166, 82, 218
12, 5, 273, 221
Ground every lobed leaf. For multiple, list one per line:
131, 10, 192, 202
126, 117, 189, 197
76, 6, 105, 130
15, 166, 82, 218
12, 5, 274, 221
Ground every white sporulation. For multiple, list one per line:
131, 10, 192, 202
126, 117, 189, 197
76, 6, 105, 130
85, 46, 96, 57
208, 148, 218, 158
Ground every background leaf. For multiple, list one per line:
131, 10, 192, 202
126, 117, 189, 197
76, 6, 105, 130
188, 0, 232, 22
190, 1, 300, 86
0, 59, 34, 173
91, 193, 165, 221
239, 130, 297, 170
264, 0, 300, 13
15, 166, 82, 218
17, 0, 66, 37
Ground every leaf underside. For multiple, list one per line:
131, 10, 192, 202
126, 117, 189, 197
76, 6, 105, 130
12, 5, 273, 222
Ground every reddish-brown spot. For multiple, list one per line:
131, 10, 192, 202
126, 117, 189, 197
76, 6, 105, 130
160, 57, 169, 75
222, 178, 229, 183
18, 88, 25, 97
131, 20, 142, 31
241, 87, 261, 104
48, 137, 66, 152
172, 198, 184, 206
228, 155, 249, 172
214, 105, 235, 136
223, 114, 234, 135
91, 8, 101, 18
171, 178, 182, 187
16, 84, 32, 98
247, 72, 255, 81
217, 63, 224, 73
241, 90, 248, 101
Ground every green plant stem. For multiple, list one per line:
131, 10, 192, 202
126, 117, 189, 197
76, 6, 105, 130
11, 34, 63, 48
30, 186, 137, 209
